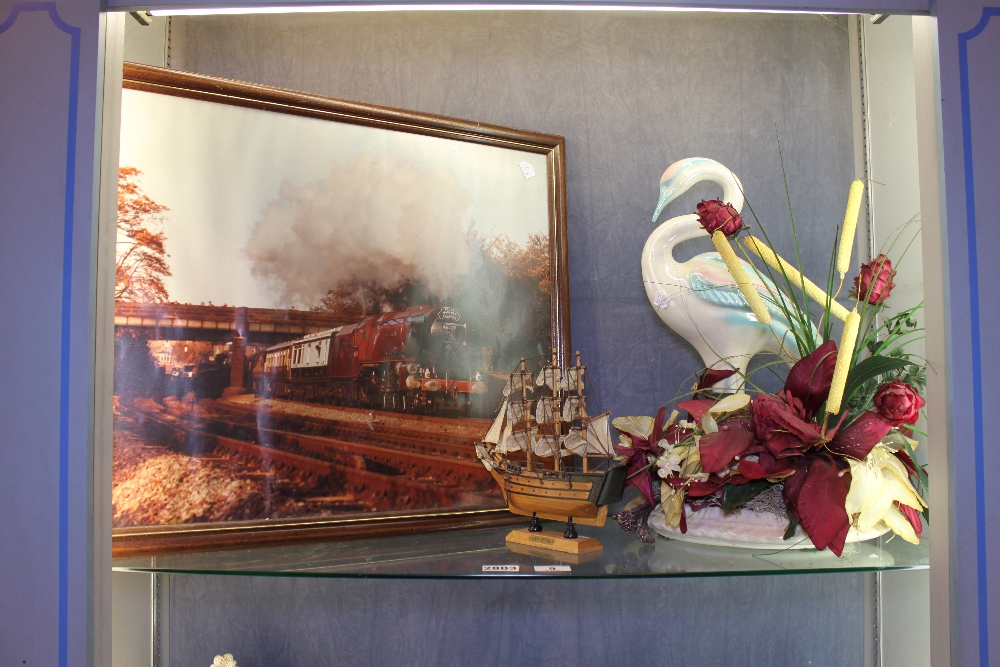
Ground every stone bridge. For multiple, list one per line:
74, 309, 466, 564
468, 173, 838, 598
115, 302, 358, 395
114, 302, 356, 345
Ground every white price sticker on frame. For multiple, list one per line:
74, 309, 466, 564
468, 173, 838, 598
518, 161, 536, 179
482, 565, 520, 573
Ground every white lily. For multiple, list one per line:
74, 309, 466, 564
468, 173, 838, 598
844, 445, 927, 544
656, 444, 684, 478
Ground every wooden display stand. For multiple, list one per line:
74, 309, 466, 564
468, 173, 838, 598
505, 528, 603, 555
504, 539, 604, 564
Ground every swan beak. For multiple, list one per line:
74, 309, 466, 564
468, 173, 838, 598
652, 187, 670, 222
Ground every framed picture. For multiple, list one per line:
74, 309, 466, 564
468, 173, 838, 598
112, 63, 569, 556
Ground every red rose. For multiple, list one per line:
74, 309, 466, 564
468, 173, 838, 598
696, 199, 743, 237
853, 254, 896, 305
873, 380, 925, 426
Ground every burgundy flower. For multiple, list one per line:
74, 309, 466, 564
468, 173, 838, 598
676, 398, 717, 422
687, 473, 750, 498
748, 341, 838, 458
872, 380, 925, 426
782, 340, 837, 419
853, 254, 896, 305
699, 415, 755, 474
750, 393, 824, 458
776, 408, 893, 555
737, 451, 794, 480
782, 452, 852, 556
696, 199, 743, 237
827, 410, 892, 460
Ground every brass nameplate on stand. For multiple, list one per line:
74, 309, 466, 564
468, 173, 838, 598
505, 528, 603, 554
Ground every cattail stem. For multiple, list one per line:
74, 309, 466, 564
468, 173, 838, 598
711, 231, 771, 325
826, 309, 861, 415
743, 236, 850, 322
837, 180, 865, 279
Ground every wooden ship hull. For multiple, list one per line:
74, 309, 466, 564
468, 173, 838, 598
489, 459, 626, 527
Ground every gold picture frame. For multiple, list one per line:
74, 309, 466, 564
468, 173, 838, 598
112, 63, 569, 556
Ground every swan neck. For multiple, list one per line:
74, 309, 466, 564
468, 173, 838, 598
654, 158, 745, 222
650, 214, 706, 275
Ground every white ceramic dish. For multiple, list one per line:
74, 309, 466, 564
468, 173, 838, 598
648, 505, 888, 550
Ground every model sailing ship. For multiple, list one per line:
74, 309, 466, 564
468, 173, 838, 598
476, 350, 627, 549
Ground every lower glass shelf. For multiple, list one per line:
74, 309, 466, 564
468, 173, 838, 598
112, 519, 929, 579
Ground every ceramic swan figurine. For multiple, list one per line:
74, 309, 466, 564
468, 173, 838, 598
642, 158, 814, 388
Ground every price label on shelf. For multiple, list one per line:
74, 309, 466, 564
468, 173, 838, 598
482, 565, 520, 573
533, 565, 571, 573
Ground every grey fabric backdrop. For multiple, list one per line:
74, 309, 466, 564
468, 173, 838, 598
170, 10, 853, 418
162, 11, 863, 666
165, 572, 863, 666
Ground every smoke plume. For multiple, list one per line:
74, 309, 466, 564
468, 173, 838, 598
246, 156, 478, 308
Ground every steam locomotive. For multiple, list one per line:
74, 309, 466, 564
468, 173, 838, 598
248, 305, 488, 415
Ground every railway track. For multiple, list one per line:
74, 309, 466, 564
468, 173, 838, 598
202, 398, 485, 461
120, 398, 500, 513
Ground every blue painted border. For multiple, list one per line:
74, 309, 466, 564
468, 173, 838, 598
0, 4, 80, 667
959, 7, 1000, 667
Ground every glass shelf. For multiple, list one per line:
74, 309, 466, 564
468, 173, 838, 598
112, 520, 929, 579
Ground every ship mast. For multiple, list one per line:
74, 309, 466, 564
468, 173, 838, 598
550, 347, 561, 472
519, 357, 532, 470
575, 350, 589, 473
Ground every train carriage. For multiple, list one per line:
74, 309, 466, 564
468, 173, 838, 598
249, 305, 488, 416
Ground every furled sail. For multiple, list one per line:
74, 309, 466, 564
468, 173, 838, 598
532, 430, 569, 458
535, 367, 565, 391
509, 371, 533, 394
507, 400, 527, 425
497, 423, 524, 453
504, 427, 530, 453
561, 427, 587, 453
561, 396, 586, 422
534, 396, 556, 424
565, 366, 585, 392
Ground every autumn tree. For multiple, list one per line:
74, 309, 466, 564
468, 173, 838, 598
480, 232, 552, 344
117, 166, 171, 303
481, 233, 551, 297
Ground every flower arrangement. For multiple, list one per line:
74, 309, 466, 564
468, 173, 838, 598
614, 176, 928, 556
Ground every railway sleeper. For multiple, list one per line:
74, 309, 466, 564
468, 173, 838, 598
205, 401, 480, 460
195, 407, 476, 464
